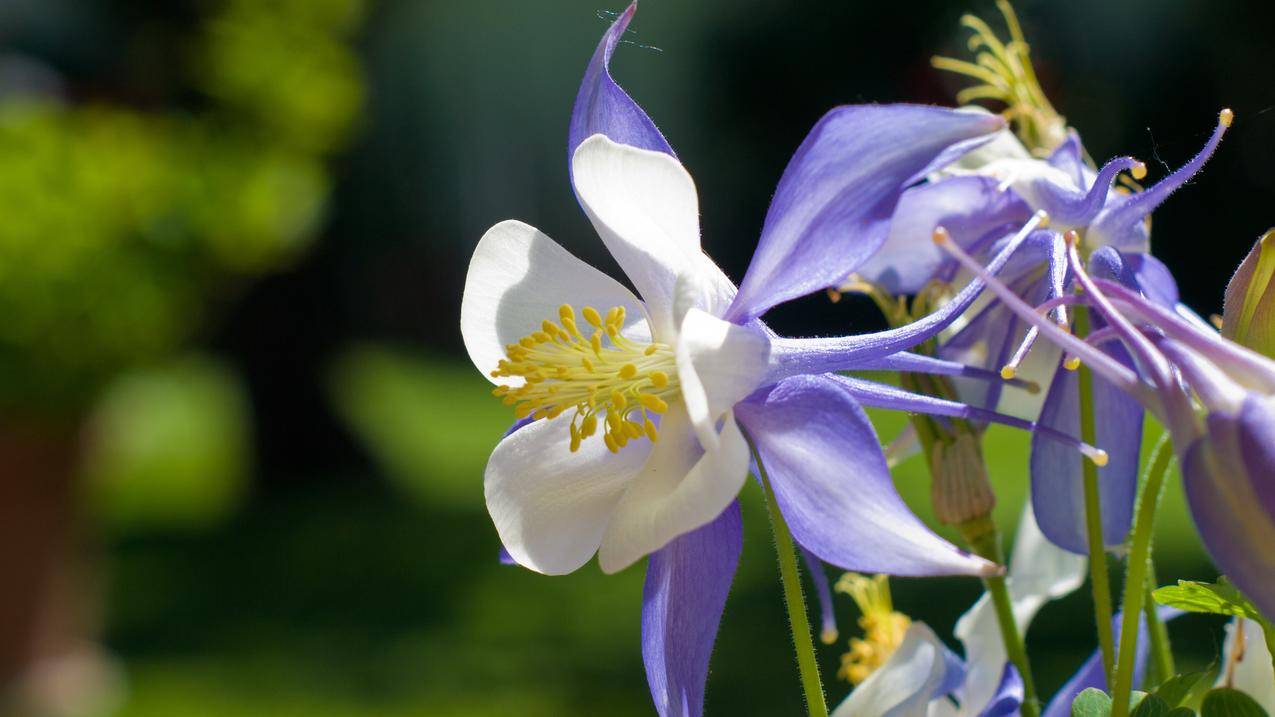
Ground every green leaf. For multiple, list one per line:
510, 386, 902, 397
1073, 688, 1114, 717
1201, 688, 1270, 717
1153, 671, 1211, 708
1166, 709, 1196, 717
1133, 694, 1172, 717
1153, 579, 1263, 621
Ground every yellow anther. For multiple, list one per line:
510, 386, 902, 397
492, 304, 680, 454
1036, 209, 1051, 228
931, 226, 951, 245
1092, 449, 1109, 467
1064, 356, 1081, 371
639, 394, 669, 413
1063, 229, 1081, 246
1000, 365, 1017, 380
1220, 108, 1234, 128
836, 574, 911, 685
1131, 161, 1147, 181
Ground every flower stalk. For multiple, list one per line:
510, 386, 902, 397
754, 439, 830, 717
1073, 306, 1117, 682
962, 518, 1041, 717
1110, 434, 1175, 717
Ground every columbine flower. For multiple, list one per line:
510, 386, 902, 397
828, 505, 1170, 717
463, 5, 1109, 715
937, 225, 1275, 619
847, 6, 1233, 555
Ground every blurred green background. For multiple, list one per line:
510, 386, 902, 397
1, 0, 1272, 715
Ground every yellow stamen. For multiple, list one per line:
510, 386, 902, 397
835, 574, 912, 685
932, 1, 1066, 154
491, 304, 680, 453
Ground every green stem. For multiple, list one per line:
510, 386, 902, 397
1074, 307, 1116, 682
1143, 559, 1175, 687
753, 441, 829, 717
1110, 435, 1175, 717
965, 521, 1040, 717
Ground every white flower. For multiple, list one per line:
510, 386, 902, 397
461, 134, 770, 575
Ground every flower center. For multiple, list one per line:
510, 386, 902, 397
491, 304, 680, 454
836, 573, 912, 686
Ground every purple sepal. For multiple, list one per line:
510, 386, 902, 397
1030, 348, 1143, 554
726, 105, 1005, 322
1182, 396, 1275, 618
977, 663, 1024, 717
735, 375, 994, 577
568, 2, 674, 178
642, 500, 741, 717
857, 175, 1029, 294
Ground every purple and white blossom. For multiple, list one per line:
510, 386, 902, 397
460, 5, 1110, 715
851, 107, 1232, 555
936, 217, 1275, 619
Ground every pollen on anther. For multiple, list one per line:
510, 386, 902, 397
1219, 108, 1234, 128
931, 226, 951, 245
1064, 356, 1081, 371
1130, 161, 1147, 181
999, 365, 1016, 381
619, 363, 637, 379
583, 306, 604, 328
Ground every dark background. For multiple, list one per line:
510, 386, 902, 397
2, 1, 1272, 714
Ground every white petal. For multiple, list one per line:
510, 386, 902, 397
674, 307, 771, 451
831, 623, 952, 717
485, 416, 650, 575
572, 135, 705, 338
597, 408, 750, 573
1218, 618, 1275, 713
461, 219, 649, 385
954, 503, 1086, 712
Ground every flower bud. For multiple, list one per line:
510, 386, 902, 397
1222, 229, 1275, 359
929, 432, 996, 526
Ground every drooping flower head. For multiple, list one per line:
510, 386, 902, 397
847, 2, 1233, 556
937, 222, 1275, 619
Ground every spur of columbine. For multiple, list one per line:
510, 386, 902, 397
461, 4, 1109, 716
936, 221, 1275, 620
845, 2, 1233, 556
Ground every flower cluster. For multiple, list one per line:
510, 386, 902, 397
458, 3, 1275, 716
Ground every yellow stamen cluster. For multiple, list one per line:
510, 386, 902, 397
835, 573, 912, 685
931, 1, 1067, 154
491, 304, 679, 453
